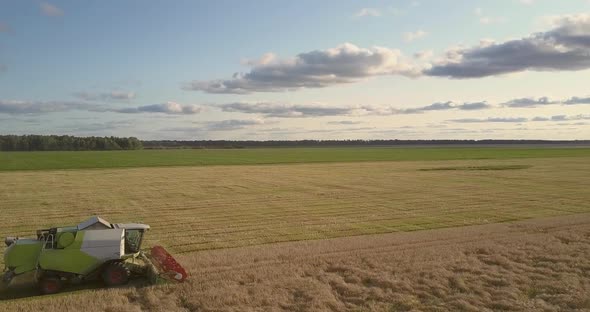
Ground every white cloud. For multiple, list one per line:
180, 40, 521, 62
217, 102, 359, 118
0, 99, 202, 115
354, 8, 381, 18
185, 14, 590, 93
564, 96, 590, 105
73, 91, 136, 102
0, 100, 94, 114
450, 117, 528, 123
185, 43, 421, 94
532, 114, 590, 121
113, 102, 202, 115
162, 119, 267, 133
327, 120, 363, 125
188, 14, 590, 93
426, 13, 590, 78
241, 53, 277, 66
519, 0, 535, 5
501, 97, 558, 107
404, 30, 428, 42
215, 99, 494, 118
206, 119, 266, 131
451, 114, 590, 124
414, 50, 434, 60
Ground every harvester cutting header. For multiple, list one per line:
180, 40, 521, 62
2, 216, 187, 294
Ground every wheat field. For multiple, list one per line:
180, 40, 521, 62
2, 213, 589, 311
1, 156, 590, 310
1, 157, 590, 259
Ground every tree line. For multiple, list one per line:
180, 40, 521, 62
142, 139, 590, 149
0, 135, 143, 151
2, 137, 588, 151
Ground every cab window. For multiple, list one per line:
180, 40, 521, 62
124, 229, 144, 254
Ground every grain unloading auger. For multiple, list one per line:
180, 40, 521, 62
2, 216, 187, 294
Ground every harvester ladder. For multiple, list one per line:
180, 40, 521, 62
33, 234, 54, 281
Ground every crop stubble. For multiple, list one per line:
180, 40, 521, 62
1, 213, 589, 311
1, 156, 590, 310
0, 157, 588, 259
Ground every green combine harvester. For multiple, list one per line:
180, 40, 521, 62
2, 216, 187, 294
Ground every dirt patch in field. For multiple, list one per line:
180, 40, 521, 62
2, 213, 590, 311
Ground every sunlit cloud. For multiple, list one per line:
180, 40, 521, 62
354, 8, 381, 18
426, 14, 590, 78
184, 43, 421, 94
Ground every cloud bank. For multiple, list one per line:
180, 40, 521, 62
73, 91, 136, 102
215, 100, 495, 118
163, 119, 266, 133
112, 102, 202, 115
186, 14, 590, 94
0, 100, 201, 115
3, 90, 589, 118
405, 101, 492, 113
501, 97, 558, 107
217, 102, 356, 118
426, 14, 590, 78
451, 114, 590, 123
206, 119, 265, 131
450, 117, 528, 123
0, 100, 94, 114
564, 96, 590, 104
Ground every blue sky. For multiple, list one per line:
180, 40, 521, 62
1, 0, 589, 139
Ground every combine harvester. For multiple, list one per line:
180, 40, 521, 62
2, 216, 187, 294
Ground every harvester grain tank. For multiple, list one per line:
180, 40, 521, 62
2, 216, 187, 294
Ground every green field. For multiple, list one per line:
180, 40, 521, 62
1, 147, 590, 171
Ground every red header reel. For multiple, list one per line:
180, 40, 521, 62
149, 246, 188, 282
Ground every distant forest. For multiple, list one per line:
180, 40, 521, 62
143, 139, 590, 149
2, 136, 589, 151
0, 135, 143, 151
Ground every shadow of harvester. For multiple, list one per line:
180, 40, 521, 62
0, 271, 152, 300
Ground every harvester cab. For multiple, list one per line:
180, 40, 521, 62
2, 216, 187, 295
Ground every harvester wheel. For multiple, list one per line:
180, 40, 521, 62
102, 262, 130, 286
39, 277, 63, 295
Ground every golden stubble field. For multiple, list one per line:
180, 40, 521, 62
1, 157, 590, 311
2, 214, 589, 311
1, 157, 590, 258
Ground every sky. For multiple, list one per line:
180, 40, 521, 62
1, 0, 590, 140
